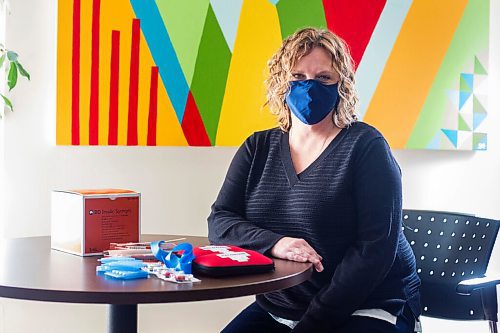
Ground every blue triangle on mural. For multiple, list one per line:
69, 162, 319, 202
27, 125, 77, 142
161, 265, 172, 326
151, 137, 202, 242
268, 0, 280, 4
460, 73, 474, 91
447, 90, 459, 109
426, 132, 441, 150
473, 112, 487, 130
459, 91, 471, 109
442, 129, 458, 148
210, 0, 243, 52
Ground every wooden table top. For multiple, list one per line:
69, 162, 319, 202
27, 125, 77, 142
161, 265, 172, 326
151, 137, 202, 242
0, 235, 313, 304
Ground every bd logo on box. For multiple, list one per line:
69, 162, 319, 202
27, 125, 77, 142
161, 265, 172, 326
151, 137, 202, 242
51, 189, 141, 256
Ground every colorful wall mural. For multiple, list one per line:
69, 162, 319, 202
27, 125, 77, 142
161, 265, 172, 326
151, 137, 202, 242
57, 0, 489, 150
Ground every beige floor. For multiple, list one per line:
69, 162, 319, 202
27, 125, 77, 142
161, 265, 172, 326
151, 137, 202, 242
2, 295, 498, 333
0, 296, 253, 333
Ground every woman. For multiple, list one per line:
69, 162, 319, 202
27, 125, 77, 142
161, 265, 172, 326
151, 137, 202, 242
207, 27, 421, 333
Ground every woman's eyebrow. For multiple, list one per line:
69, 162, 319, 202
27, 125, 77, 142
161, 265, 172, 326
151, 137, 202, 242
316, 70, 336, 75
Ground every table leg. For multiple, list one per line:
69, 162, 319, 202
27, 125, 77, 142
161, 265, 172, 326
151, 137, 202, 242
107, 304, 137, 333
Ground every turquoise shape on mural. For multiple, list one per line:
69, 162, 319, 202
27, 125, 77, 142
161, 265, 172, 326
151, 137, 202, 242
460, 73, 473, 92
447, 90, 459, 108
426, 133, 441, 150
210, 0, 243, 52
442, 129, 458, 148
473, 112, 487, 130
130, 0, 190, 122
459, 91, 471, 109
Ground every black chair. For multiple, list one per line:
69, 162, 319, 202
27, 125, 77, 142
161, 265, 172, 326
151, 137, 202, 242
403, 209, 500, 333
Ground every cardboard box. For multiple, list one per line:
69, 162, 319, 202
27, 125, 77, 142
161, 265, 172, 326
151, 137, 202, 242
51, 189, 140, 256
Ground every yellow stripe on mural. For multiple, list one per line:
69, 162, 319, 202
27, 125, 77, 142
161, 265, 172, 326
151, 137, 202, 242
135, 16, 187, 145
78, 0, 93, 145
89, 1, 135, 145
101, 1, 185, 146
215, 0, 279, 146
363, 0, 468, 148
137, 33, 153, 146
156, 77, 188, 146
100, 0, 185, 146
116, 4, 133, 146
56, 0, 73, 145
98, 0, 113, 145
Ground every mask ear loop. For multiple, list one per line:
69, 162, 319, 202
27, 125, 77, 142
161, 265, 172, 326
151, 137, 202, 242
333, 82, 341, 112
283, 82, 293, 130
330, 82, 341, 127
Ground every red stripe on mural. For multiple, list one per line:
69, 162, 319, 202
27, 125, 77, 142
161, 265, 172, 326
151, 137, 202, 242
322, 0, 386, 70
147, 66, 159, 146
127, 19, 140, 146
108, 30, 120, 145
71, 0, 81, 145
89, 0, 101, 145
181, 92, 212, 146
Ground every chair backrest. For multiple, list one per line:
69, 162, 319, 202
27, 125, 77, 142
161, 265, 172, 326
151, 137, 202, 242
403, 209, 499, 321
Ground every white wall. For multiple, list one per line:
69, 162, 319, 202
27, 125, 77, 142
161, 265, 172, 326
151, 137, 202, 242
0, 3, 5, 330
0, 0, 499, 332
0, 0, 6, 235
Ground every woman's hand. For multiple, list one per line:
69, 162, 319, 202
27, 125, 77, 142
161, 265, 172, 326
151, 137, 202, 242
271, 237, 324, 272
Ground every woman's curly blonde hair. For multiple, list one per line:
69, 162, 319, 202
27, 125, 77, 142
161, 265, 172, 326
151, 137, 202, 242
265, 27, 358, 131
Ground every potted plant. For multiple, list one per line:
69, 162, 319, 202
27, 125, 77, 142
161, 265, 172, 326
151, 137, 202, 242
0, 44, 30, 114
0, 0, 30, 118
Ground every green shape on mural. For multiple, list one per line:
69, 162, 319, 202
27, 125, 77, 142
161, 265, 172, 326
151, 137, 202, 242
460, 74, 472, 92
156, 0, 210, 85
406, 0, 489, 149
474, 56, 488, 74
190, 4, 232, 145
276, 0, 327, 39
473, 132, 487, 150
458, 114, 470, 131
473, 95, 487, 114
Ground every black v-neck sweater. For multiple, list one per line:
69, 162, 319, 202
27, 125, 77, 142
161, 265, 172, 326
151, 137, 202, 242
208, 122, 421, 332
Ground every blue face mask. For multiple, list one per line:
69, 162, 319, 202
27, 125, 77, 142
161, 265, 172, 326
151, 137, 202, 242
285, 80, 339, 125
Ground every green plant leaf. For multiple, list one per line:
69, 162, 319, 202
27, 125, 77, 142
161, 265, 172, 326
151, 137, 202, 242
7, 50, 18, 62
8, 61, 18, 90
0, 53, 6, 69
1, 93, 13, 111
16, 61, 30, 80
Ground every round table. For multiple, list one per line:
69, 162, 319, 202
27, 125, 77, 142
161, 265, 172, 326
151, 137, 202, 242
0, 235, 313, 333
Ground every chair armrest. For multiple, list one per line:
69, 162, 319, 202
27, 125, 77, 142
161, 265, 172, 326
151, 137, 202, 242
456, 275, 500, 295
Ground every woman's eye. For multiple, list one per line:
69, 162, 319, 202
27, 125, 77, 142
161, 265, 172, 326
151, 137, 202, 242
317, 75, 332, 81
292, 73, 305, 80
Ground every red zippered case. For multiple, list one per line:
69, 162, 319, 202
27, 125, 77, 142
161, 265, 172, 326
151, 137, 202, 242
193, 245, 275, 276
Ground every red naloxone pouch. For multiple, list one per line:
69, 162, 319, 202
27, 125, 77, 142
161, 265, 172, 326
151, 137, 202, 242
192, 245, 275, 276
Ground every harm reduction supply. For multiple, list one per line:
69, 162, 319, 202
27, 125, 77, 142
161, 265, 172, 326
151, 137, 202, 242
51, 189, 140, 256
192, 245, 275, 276
96, 240, 200, 283
96, 257, 149, 280
96, 241, 275, 281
